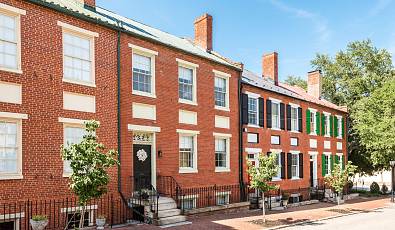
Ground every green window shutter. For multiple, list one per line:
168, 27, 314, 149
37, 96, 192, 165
306, 109, 311, 134
322, 154, 326, 176
330, 115, 334, 137
335, 155, 339, 164
334, 116, 338, 137
342, 117, 345, 139
321, 113, 325, 136
315, 112, 320, 135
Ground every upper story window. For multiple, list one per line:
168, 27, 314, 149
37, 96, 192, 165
271, 102, 280, 129
324, 113, 330, 137
0, 4, 25, 74
59, 21, 98, 87
130, 44, 157, 98
291, 153, 299, 179
290, 106, 298, 131
0, 120, 20, 178
248, 97, 258, 125
177, 59, 198, 105
310, 110, 316, 135
63, 125, 85, 176
213, 70, 230, 111
337, 116, 343, 138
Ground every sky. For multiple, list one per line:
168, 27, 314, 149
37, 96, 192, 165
96, 0, 395, 81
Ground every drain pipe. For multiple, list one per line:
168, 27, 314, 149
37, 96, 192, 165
238, 73, 245, 200
116, 28, 123, 196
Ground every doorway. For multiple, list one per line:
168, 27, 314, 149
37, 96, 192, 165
133, 144, 152, 191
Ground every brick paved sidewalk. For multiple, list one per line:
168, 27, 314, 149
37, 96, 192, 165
116, 197, 391, 230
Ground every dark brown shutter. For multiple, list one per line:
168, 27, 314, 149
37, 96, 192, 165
286, 104, 291, 131
266, 99, 272, 128
299, 153, 304, 178
281, 152, 286, 179
287, 153, 292, 179
280, 103, 285, 130
298, 107, 303, 132
259, 98, 264, 127
241, 93, 248, 124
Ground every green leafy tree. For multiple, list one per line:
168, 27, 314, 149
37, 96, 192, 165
325, 162, 357, 205
311, 40, 393, 174
352, 78, 395, 168
247, 154, 279, 223
284, 75, 307, 90
61, 120, 119, 229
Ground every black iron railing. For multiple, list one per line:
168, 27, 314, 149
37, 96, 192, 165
157, 175, 182, 207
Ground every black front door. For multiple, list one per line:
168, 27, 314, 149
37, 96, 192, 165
310, 161, 314, 187
133, 144, 152, 191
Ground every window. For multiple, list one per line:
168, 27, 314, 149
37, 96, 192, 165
324, 114, 330, 136
271, 135, 280, 145
290, 106, 298, 131
216, 191, 230, 205
0, 5, 25, 73
272, 102, 280, 129
63, 125, 85, 176
181, 197, 197, 210
291, 154, 299, 178
178, 66, 193, 101
214, 77, 227, 107
248, 97, 258, 125
310, 111, 316, 134
247, 133, 258, 143
0, 221, 15, 229
338, 154, 343, 168
325, 155, 330, 175
67, 212, 90, 229
290, 137, 298, 146
0, 120, 21, 178
337, 117, 342, 138
179, 133, 198, 173
272, 152, 281, 180
215, 137, 230, 172
133, 54, 152, 93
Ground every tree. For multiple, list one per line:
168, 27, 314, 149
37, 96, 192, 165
247, 154, 279, 223
325, 162, 357, 205
311, 39, 393, 174
284, 75, 307, 90
352, 78, 395, 169
61, 120, 119, 229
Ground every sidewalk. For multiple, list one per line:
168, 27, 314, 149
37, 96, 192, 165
118, 197, 391, 230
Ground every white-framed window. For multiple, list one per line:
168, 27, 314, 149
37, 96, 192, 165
214, 133, 231, 172
337, 153, 343, 168
290, 137, 298, 146
0, 118, 23, 179
0, 212, 24, 229
290, 106, 298, 131
0, 4, 25, 74
178, 130, 198, 173
310, 110, 316, 135
59, 21, 98, 87
324, 154, 331, 176
271, 150, 282, 180
213, 70, 230, 111
248, 97, 258, 125
61, 205, 96, 228
177, 59, 198, 105
181, 195, 198, 210
216, 191, 231, 205
63, 124, 85, 176
272, 101, 280, 129
271, 135, 280, 145
130, 44, 157, 98
291, 153, 299, 179
337, 116, 343, 138
324, 113, 330, 137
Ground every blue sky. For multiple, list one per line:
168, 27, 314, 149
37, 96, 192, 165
96, 0, 395, 81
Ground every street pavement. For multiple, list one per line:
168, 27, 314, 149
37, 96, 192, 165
284, 205, 395, 230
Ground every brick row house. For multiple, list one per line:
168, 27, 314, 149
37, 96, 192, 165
0, 0, 348, 228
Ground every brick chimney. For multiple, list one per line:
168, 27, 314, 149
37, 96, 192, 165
262, 52, 279, 85
307, 70, 322, 98
194, 14, 213, 51
83, 0, 95, 7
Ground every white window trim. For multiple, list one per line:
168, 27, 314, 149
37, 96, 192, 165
0, 112, 28, 120
61, 205, 97, 227
178, 131, 198, 174
336, 153, 344, 168
62, 122, 85, 177
270, 149, 282, 181
128, 124, 161, 132
214, 133, 231, 173
247, 96, 259, 127
309, 109, 317, 135
271, 101, 281, 130
130, 44, 158, 98
58, 21, 97, 87
58, 117, 90, 125
324, 112, 331, 137
0, 212, 24, 229
336, 115, 343, 139
0, 117, 23, 180
213, 70, 230, 111
0, 3, 25, 74
290, 104, 299, 132
323, 152, 332, 175
245, 147, 262, 153
179, 194, 198, 209
215, 191, 231, 205
290, 151, 300, 180
177, 58, 198, 105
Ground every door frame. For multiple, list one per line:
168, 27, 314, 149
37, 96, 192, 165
309, 151, 318, 187
129, 124, 161, 189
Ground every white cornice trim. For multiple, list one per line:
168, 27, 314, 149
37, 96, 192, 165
128, 124, 161, 132
57, 21, 99, 37
0, 112, 28, 119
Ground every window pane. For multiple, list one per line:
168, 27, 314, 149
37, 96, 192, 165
215, 138, 227, 168
178, 66, 193, 101
215, 77, 227, 107
133, 53, 152, 93
291, 107, 298, 131
272, 103, 280, 129
64, 127, 85, 174
0, 122, 18, 174
248, 98, 257, 124
291, 154, 298, 177
179, 136, 194, 168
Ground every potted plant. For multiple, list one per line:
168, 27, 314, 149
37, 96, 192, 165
30, 215, 48, 230
140, 189, 151, 205
281, 194, 289, 207
96, 215, 106, 230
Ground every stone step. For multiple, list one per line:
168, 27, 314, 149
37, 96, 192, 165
158, 197, 177, 204
159, 221, 192, 228
156, 215, 187, 226
158, 202, 177, 211
158, 209, 181, 218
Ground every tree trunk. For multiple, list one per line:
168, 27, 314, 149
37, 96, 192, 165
79, 205, 86, 229
262, 192, 266, 223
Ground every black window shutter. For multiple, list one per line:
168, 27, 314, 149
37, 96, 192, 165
266, 99, 272, 128
281, 152, 286, 179
299, 153, 304, 178
287, 153, 292, 179
259, 98, 264, 127
298, 107, 303, 132
286, 105, 291, 131
280, 103, 285, 130
241, 94, 248, 124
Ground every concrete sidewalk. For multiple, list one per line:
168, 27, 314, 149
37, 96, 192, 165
117, 197, 391, 230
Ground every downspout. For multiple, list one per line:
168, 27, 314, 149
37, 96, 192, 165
116, 28, 122, 196
238, 73, 245, 200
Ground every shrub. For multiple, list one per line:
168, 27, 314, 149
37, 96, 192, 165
370, 182, 380, 194
381, 184, 389, 194
32, 215, 47, 221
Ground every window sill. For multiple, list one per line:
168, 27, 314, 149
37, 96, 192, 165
63, 173, 71, 178
132, 90, 156, 98
271, 128, 282, 131
324, 135, 331, 138
179, 168, 198, 174
309, 133, 317, 136
337, 136, 343, 139
0, 174, 23, 180
215, 106, 230, 112
215, 168, 230, 173
289, 130, 300, 134
179, 99, 197, 106
0, 67, 23, 75
247, 124, 260, 128
272, 178, 282, 182
62, 78, 96, 88
291, 177, 301, 180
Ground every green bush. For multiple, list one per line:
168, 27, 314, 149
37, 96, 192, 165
32, 215, 47, 221
381, 184, 389, 194
370, 182, 380, 194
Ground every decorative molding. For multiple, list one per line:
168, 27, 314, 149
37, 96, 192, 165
176, 129, 200, 135
213, 69, 231, 78
128, 124, 161, 132
213, 132, 232, 138
129, 43, 158, 56
176, 58, 199, 68
0, 3, 26, 15
0, 112, 28, 119
133, 132, 153, 144
57, 21, 99, 37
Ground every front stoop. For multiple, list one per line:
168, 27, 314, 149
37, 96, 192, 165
154, 197, 190, 227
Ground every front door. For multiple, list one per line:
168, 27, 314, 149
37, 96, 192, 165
133, 144, 152, 191
310, 161, 314, 187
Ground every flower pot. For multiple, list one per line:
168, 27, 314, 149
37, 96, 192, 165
30, 219, 48, 230
96, 218, 106, 230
